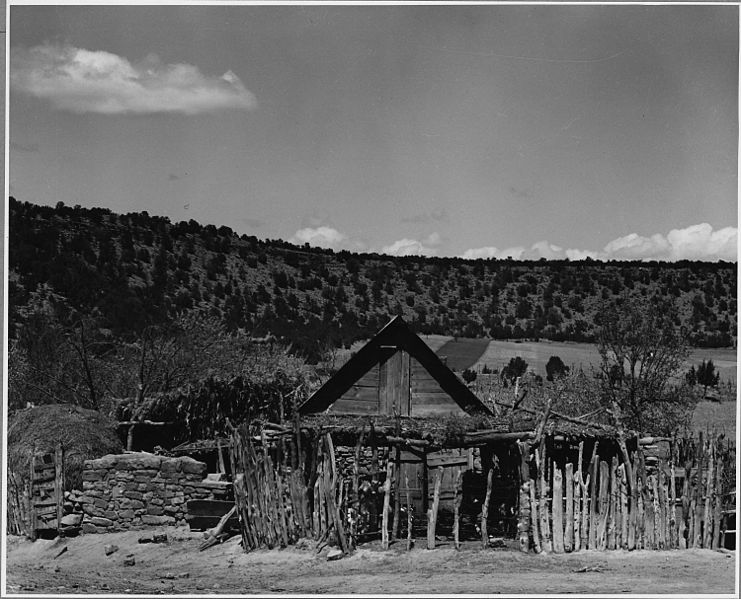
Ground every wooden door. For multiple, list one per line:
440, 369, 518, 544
379, 349, 411, 416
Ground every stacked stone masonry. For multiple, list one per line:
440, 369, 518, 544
80, 453, 216, 533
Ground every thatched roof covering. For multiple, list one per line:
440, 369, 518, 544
8, 404, 124, 491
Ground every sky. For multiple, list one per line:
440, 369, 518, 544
7, 2, 739, 261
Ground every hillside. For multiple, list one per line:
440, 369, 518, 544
9, 197, 737, 364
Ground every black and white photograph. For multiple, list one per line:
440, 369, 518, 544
3, 1, 739, 596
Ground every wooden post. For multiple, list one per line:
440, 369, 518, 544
552, 465, 564, 553
564, 462, 574, 552
588, 452, 599, 549
581, 474, 590, 550
655, 470, 665, 550
427, 466, 443, 550
693, 437, 705, 549
382, 459, 393, 550
54, 443, 65, 533
711, 449, 723, 550
453, 469, 462, 551
627, 449, 638, 551
619, 464, 628, 549
669, 460, 677, 549
573, 469, 582, 552
517, 441, 531, 553
646, 474, 657, 550
421, 452, 429, 515
481, 468, 493, 549
607, 456, 618, 550
703, 441, 715, 549
392, 445, 402, 540
529, 480, 542, 553
597, 460, 609, 551
353, 430, 364, 512
406, 471, 414, 551
536, 445, 552, 553
573, 441, 584, 552
216, 438, 226, 474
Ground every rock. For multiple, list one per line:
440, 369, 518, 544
294, 538, 312, 550
488, 537, 507, 548
104, 544, 119, 556
327, 548, 344, 561
138, 535, 154, 544
60, 513, 83, 527
179, 458, 207, 475
153, 533, 168, 544
90, 517, 114, 527
123, 557, 136, 567
81, 523, 99, 534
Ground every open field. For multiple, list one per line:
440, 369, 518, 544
467, 339, 737, 384
692, 399, 738, 439
5, 528, 737, 595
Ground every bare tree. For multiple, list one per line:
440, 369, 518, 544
597, 295, 694, 434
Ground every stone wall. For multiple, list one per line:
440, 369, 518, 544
78, 453, 216, 533
334, 446, 391, 480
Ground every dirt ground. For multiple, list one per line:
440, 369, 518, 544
4, 527, 738, 596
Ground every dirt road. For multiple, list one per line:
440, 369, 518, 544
5, 528, 737, 595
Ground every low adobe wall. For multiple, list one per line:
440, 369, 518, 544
78, 453, 217, 533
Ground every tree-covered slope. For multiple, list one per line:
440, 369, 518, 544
9, 197, 737, 362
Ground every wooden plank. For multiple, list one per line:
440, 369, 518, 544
332, 398, 379, 415
619, 464, 628, 549
481, 469, 493, 548
597, 460, 609, 551
711, 453, 723, 550
382, 460, 392, 549
537, 446, 552, 553
406, 471, 414, 551
607, 456, 617, 550
657, 468, 666, 550
564, 462, 574, 552
552, 466, 564, 553
427, 466, 443, 550
453, 469, 462, 550
703, 442, 715, 549
530, 479, 542, 553
588, 453, 598, 549
400, 350, 411, 416
392, 446, 401, 540
28, 447, 37, 540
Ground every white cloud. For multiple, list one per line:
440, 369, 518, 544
460, 223, 737, 262
289, 226, 348, 250
11, 43, 256, 115
665, 223, 737, 261
381, 238, 437, 257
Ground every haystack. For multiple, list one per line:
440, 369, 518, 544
8, 404, 123, 492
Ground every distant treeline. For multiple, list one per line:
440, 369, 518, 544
9, 198, 737, 362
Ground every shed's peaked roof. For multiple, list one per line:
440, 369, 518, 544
298, 316, 493, 416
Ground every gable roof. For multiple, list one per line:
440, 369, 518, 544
298, 316, 493, 416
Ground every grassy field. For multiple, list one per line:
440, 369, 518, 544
691, 399, 738, 439
466, 339, 737, 384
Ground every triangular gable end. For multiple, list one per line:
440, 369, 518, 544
298, 316, 492, 417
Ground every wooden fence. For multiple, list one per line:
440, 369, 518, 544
519, 434, 734, 553
229, 427, 734, 554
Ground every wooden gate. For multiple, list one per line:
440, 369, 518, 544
399, 448, 472, 514
29, 445, 65, 538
